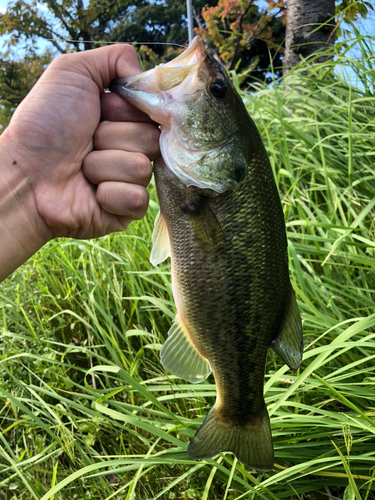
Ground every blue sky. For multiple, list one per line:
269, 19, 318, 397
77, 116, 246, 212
0, 0, 373, 58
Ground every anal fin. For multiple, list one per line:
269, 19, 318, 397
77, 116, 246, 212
150, 210, 171, 266
160, 315, 211, 384
271, 290, 303, 371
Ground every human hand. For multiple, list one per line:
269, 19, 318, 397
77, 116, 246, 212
0, 44, 160, 281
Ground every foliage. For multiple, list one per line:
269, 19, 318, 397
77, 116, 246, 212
196, 0, 286, 83
0, 49, 53, 131
0, 0, 286, 86
108, 0, 217, 52
107, 0, 285, 83
336, 0, 373, 20
0, 0, 373, 85
0, 0, 133, 53
108, 0, 287, 81
335, 0, 374, 39
1, 31, 375, 499
107, 0, 217, 72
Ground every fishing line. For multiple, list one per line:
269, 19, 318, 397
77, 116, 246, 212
8, 36, 187, 49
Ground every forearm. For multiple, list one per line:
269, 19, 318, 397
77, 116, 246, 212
0, 132, 49, 282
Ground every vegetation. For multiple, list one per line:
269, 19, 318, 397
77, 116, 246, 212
1, 28, 375, 500
0, 0, 282, 127
195, 0, 286, 83
282, 0, 373, 76
0, 0, 135, 53
0, 50, 53, 131
0, 0, 372, 128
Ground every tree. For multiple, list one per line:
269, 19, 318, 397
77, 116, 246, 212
110, 0, 217, 46
0, 0, 140, 128
0, 0, 371, 112
283, 0, 373, 75
0, 0, 135, 53
0, 50, 53, 131
111, 0, 287, 83
107, 0, 217, 70
283, 0, 335, 74
196, 0, 287, 82
1, 0, 286, 83
197, 0, 372, 83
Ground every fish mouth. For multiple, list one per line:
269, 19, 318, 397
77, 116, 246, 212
109, 36, 206, 103
110, 37, 237, 193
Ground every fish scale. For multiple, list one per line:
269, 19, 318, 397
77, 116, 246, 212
154, 149, 289, 462
110, 36, 303, 470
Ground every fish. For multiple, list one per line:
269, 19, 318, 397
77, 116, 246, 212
110, 36, 303, 471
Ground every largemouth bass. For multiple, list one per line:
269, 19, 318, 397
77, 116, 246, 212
110, 37, 303, 470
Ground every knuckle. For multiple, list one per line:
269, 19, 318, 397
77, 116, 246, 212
144, 124, 160, 158
50, 53, 70, 69
96, 183, 110, 207
133, 154, 152, 185
130, 186, 149, 218
93, 122, 108, 150
122, 44, 137, 59
82, 151, 99, 183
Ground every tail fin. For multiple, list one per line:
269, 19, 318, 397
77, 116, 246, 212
187, 405, 274, 471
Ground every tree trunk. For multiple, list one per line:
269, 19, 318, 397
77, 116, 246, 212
283, 0, 336, 75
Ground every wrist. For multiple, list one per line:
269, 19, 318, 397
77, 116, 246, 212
0, 130, 52, 281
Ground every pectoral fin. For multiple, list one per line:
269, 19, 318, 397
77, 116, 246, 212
150, 210, 171, 266
271, 291, 303, 371
189, 200, 226, 253
160, 315, 211, 384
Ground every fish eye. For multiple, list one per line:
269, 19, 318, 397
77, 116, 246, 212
209, 80, 227, 100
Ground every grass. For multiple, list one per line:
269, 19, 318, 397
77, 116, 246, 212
1, 31, 375, 499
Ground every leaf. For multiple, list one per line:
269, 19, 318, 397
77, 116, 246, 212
343, 484, 355, 500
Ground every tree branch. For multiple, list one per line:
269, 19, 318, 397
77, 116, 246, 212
229, 0, 256, 71
246, 8, 283, 47
48, 4, 78, 42
17, 0, 68, 53
192, 6, 203, 30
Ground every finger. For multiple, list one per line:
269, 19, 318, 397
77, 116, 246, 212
101, 92, 155, 123
94, 121, 160, 160
49, 44, 143, 93
97, 181, 149, 220
83, 150, 152, 187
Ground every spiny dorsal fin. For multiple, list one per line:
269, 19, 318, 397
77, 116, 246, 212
271, 290, 303, 371
150, 210, 171, 266
160, 315, 211, 384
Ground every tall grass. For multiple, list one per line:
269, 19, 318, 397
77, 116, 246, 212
1, 32, 375, 499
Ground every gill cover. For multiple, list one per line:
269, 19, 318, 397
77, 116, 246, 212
110, 36, 248, 193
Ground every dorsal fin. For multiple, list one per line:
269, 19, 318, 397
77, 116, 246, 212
271, 291, 303, 371
150, 210, 171, 266
160, 315, 211, 384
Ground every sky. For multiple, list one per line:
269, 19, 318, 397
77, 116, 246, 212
0, 0, 58, 56
0, 0, 374, 59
